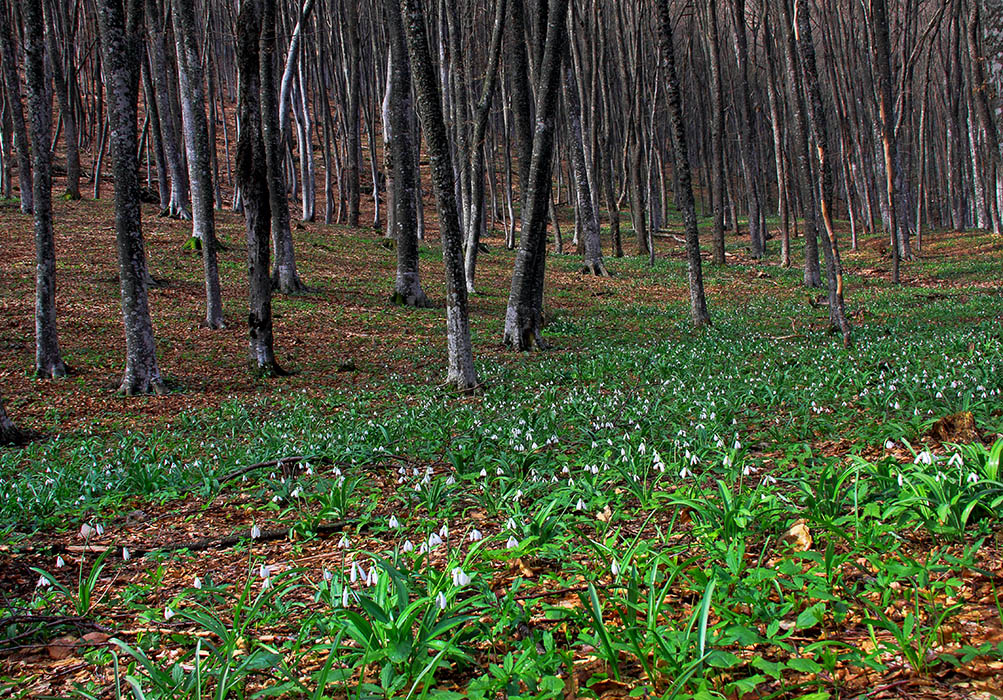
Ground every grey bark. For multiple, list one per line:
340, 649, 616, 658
24, 0, 67, 379
0, 0, 32, 213
43, 0, 81, 200
399, 0, 478, 391
344, 0, 361, 227
655, 0, 709, 327
0, 391, 23, 445
171, 0, 223, 329
97, 0, 166, 395
703, 0, 725, 264
385, 0, 429, 308
503, 0, 569, 351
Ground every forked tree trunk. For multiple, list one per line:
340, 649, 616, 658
386, 0, 429, 308
24, 0, 67, 379
503, 0, 569, 351
237, 0, 281, 375
655, 0, 710, 328
0, 0, 32, 214
399, 0, 478, 391
172, 0, 223, 328
97, 0, 166, 395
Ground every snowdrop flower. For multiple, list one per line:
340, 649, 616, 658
251, 525, 261, 539
438, 524, 449, 539
193, 577, 202, 590
948, 453, 964, 468
80, 524, 95, 540
914, 451, 934, 466
897, 472, 905, 487
164, 607, 175, 621
506, 517, 517, 530
967, 472, 980, 484
610, 560, 620, 576
36, 576, 51, 589
323, 568, 333, 582
389, 515, 400, 529
575, 498, 586, 511
436, 591, 448, 610
468, 529, 483, 542
639, 442, 646, 455
506, 535, 519, 549
742, 464, 757, 476
259, 564, 271, 580
338, 535, 351, 549
95, 524, 105, 536
885, 440, 895, 450
734, 439, 742, 450
402, 540, 414, 553
679, 466, 693, 479
428, 533, 443, 548
341, 588, 351, 606
445, 475, 456, 485
763, 474, 777, 485
451, 567, 471, 586
479, 468, 488, 478
350, 562, 361, 583
366, 567, 378, 587
55, 556, 65, 569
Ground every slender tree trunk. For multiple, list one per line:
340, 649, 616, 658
503, 0, 569, 350
871, 0, 901, 283
656, 0, 709, 327
0, 0, 32, 214
795, 0, 851, 345
25, 0, 67, 379
386, 0, 429, 308
344, 0, 361, 227
564, 58, 606, 276
43, 0, 81, 200
172, 0, 223, 329
400, 0, 478, 391
0, 391, 23, 445
97, 0, 166, 395
704, 0, 726, 264
237, 0, 281, 375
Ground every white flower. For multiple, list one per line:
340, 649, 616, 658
445, 475, 456, 485
402, 540, 414, 553
251, 524, 261, 539
428, 533, 443, 548
36, 575, 51, 588
948, 453, 964, 468
967, 472, 980, 484
679, 466, 693, 479
885, 440, 895, 450
259, 564, 271, 580
80, 524, 95, 540
338, 535, 350, 549
350, 562, 361, 583
451, 567, 471, 586
193, 577, 202, 589
323, 568, 333, 581
436, 591, 448, 610
506, 535, 519, 549
763, 474, 777, 485
55, 556, 65, 569
468, 529, 482, 542
897, 472, 905, 487
479, 469, 488, 477
366, 567, 378, 587
95, 524, 105, 536
506, 517, 517, 530
389, 515, 400, 529
611, 560, 620, 576
438, 524, 449, 539
575, 498, 586, 511
164, 607, 175, 620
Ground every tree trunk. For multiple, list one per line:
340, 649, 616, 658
795, 0, 851, 346
97, 0, 166, 395
0, 0, 32, 213
344, 0, 361, 227
870, 0, 901, 283
656, 0, 710, 327
24, 0, 67, 378
0, 391, 23, 445
172, 0, 223, 329
503, 0, 569, 350
386, 0, 429, 308
43, 0, 81, 200
237, 0, 281, 375
703, 0, 726, 264
400, 0, 478, 391
564, 58, 606, 276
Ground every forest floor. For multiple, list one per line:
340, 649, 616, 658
1, 191, 1003, 699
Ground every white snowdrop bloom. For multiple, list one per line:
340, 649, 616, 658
967, 472, 980, 484
479, 469, 488, 478
402, 540, 414, 553
193, 577, 202, 590
80, 524, 95, 540
338, 535, 351, 549
948, 453, 964, 468
36, 575, 51, 589
689, 452, 700, 466
575, 498, 586, 511
164, 607, 175, 620
389, 515, 400, 529
513, 489, 523, 502
251, 525, 261, 539
897, 472, 905, 487
885, 440, 895, 450
122, 547, 131, 561
914, 451, 934, 466
638, 442, 646, 455
496, 467, 505, 476
350, 562, 361, 583
451, 567, 471, 586
56, 556, 65, 569
742, 464, 757, 476
561, 466, 570, 474
763, 474, 777, 485
469, 529, 483, 542
342, 588, 350, 607
506, 535, 519, 549
439, 524, 449, 539
445, 475, 456, 485
428, 533, 443, 548
323, 568, 333, 582
95, 524, 105, 536
259, 564, 271, 580
734, 439, 742, 450
506, 517, 517, 530
610, 560, 620, 576
436, 591, 448, 610
366, 567, 378, 587
893, 402, 901, 410
679, 466, 693, 480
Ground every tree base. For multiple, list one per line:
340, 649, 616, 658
580, 260, 611, 277
390, 288, 432, 308
271, 271, 309, 295
118, 375, 168, 396
252, 361, 291, 378
503, 307, 549, 351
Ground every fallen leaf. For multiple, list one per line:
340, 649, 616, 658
780, 519, 812, 552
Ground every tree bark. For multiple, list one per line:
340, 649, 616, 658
400, 0, 478, 391
0, 391, 23, 445
43, 0, 81, 200
97, 0, 166, 395
0, 0, 32, 214
237, 0, 281, 375
24, 0, 67, 379
344, 0, 361, 227
871, 0, 902, 283
655, 0, 710, 328
564, 57, 606, 276
703, 0, 726, 264
385, 0, 429, 308
503, 0, 569, 350
171, 0, 223, 329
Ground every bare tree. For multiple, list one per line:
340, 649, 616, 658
0, 0, 32, 213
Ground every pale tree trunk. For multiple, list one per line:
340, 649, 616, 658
24, 0, 67, 379
0, 0, 32, 214
969, 0, 1003, 238
795, 0, 851, 346
703, 0, 725, 265
563, 58, 606, 276
43, 0, 81, 200
503, 0, 569, 351
400, 0, 478, 392
261, 0, 304, 293
97, 0, 166, 395
386, 0, 429, 308
145, 0, 190, 219
655, 0, 710, 327
171, 0, 223, 329
344, 0, 361, 227
870, 0, 901, 283
237, 0, 282, 375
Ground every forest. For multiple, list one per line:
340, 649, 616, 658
1, 0, 1003, 697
